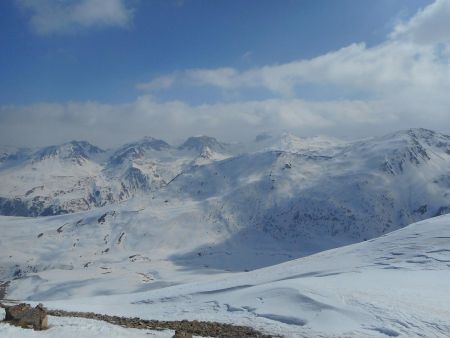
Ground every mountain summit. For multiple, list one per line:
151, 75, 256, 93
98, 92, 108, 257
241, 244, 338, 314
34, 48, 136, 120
179, 135, 226, 152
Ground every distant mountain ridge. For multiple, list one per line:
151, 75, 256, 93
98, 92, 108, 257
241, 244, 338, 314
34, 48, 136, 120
0, 135, 231, 216
0, 129, 448, 224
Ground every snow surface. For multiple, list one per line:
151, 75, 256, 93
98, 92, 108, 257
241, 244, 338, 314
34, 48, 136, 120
42, 214, 450, 337
0, 315, 175, 338
1, 130, 448, 302
0, 128, 449, 337
1, 215, 450, 337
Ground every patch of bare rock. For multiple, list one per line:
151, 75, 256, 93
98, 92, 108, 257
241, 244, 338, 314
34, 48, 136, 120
48, 309, 277, 337
0, 301, 277, 337
1, 303, 48, 330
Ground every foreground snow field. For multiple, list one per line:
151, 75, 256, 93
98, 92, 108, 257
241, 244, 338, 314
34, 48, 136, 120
0, 315, 175, 338
2, 214, 447, 337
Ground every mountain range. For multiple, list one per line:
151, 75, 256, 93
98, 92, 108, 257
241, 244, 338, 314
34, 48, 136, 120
0, 129, 448, 235
0, 128, 449, 336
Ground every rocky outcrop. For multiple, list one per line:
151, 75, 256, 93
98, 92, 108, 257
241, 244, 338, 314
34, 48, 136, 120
3, 303, 48, 330
48, 309, 275, 337
173, 330, 193, 338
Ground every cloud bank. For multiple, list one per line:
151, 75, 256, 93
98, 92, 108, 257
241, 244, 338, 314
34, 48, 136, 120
137, 1, 450, 100
1, 93, 448, 148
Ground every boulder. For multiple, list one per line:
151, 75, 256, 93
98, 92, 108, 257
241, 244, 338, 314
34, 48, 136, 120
173, 330, 193, 338
4, 303, 48, 330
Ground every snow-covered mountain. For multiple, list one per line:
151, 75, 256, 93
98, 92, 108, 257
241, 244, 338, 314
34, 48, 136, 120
0, 129, 448, 222
0, 136, 231, 216
0, 128, 449, 336
0, 130, 448, 250
0, 129, 447, 294
33, 140, 105, 164
166, 128, 449, 246
178, 135, 228, 153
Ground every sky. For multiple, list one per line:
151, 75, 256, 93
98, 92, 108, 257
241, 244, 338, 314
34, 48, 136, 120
1, 0, 449, 147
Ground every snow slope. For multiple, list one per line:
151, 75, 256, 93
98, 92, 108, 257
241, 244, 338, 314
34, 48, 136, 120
0, 129, 448, 305
0, 129, 449, 336
8, 213, 449, 337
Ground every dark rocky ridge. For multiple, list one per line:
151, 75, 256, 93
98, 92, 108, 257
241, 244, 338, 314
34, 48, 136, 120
47, 308, 276, 337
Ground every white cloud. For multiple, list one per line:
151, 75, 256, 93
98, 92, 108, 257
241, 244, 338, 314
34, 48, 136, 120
1, 94, 449, 148
138, 40, 450, 98
16, 0, 134, 36
136, 0, 450, 101
390, 0, 450, 45
136, 75, 176, 91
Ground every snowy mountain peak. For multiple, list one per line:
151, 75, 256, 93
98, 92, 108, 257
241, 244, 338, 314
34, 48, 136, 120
33, 140, 104, 164
179, 135, 226, 152
381, 128, 449, 145
404, 128, 450, 150
110, 137, 171, 164
250, 131, 343, 154
138, 136, 171, 150
353, 128, 450, 175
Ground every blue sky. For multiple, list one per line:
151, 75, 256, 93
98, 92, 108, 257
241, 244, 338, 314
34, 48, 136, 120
0, 0, 430, 104
1, 0, 449, 147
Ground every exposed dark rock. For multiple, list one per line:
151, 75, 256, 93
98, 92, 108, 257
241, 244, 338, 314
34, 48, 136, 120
435, 206, 450, 216
98, 213, 107, 224
173, 330, 193, 338
414, 205, 427, 215
117, 232, 125, 244
48, 309, 276, 337
0, 197, 31, 217
123, 167, 150, 191
0, 281, 9, 300
3, 303, 48, 330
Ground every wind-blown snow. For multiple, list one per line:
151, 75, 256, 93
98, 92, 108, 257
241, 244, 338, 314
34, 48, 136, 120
12, 214, 450, 337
